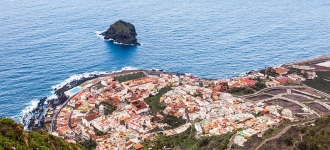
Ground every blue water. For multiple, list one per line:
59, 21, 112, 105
1, 0, 330, 121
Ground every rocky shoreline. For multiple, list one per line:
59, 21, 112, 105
23, 75, 99, 130
23, 54, 330, 131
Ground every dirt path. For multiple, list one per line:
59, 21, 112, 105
226, 133, 237, 150
255, 120, 315, 150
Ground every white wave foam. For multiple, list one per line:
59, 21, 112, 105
19, 99, 40, 128
21, 99, 39, 116
116, 66, 139, 72
95, 31, 115, 41
95, 31, 140, 46
95, 31, 106, 40
51, 71, 105, 90
113, 41, 130, 45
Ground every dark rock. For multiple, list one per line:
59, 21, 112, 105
100, 20, 140, 45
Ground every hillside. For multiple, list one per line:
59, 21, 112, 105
0, 118, 85, 150
143, 126, 235, 150
247, 116, 330, 150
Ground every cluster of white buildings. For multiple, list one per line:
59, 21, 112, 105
54, 70, 300, 149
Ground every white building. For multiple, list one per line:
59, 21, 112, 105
99, 104, 104, 116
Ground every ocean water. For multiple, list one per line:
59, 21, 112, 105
0, 0, 330, 121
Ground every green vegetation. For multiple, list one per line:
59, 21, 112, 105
143, 127, 236, 150
144, 87, 185, 130
144, 87, 172, 114
252, 81, 266, 91
284, 137, 294, 146
267, 70, 279, 77
303, 71, 330, 94
79, 137, 96, 150
104, 105, 117, 115
97, 102, 117, 115
114, 72, 146, 83
296, 116, 330, 150
93, 127, 106, 136
287, 68, 303, 75
260, 69, 279, 77
149, 127, 163, 133
159, 115, 186, 129
228, 87, 254, 95
0, 118, 85, 150
96, 84, 105, 89
192, 91, 203, 98
112, 20, 134, 34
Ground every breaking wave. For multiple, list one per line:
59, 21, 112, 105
19, 99, 39, 129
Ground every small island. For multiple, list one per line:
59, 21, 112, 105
100, 20, 140, 45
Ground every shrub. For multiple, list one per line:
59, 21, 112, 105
284, 137, 294, 146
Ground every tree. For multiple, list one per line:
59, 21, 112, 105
300, 127, 307, 134
298, 141, 308, 150
284, 137, 293, 146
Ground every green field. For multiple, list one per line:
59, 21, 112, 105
114, 72, 146, 82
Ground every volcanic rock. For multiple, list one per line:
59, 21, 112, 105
100, 20, 140, 45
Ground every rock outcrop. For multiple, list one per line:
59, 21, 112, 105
100, 20, 140, 45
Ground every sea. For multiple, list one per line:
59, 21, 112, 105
0, 0, 330, 123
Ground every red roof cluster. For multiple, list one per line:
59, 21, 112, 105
274, 76, 292, 83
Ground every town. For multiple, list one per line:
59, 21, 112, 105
35, 55, 330, 150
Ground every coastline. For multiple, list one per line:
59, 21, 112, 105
23, 54, 330, 130
20, 54, 330, 149
23, 74, 99, 130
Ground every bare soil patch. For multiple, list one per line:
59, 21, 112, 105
248, 94, 273, 101
265, 89, 287, 95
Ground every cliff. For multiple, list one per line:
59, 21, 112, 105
100, 20, 140, 45
0, 118, 85, 150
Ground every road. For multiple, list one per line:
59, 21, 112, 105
50, 97, 70, 132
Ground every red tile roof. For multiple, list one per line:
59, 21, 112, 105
274, 76, 292, 83
239, 77, 256, 86
275, 67, 289, 75
131, 100, 148, 111
85, 113, 101, 122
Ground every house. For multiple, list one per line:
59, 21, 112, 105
131, 100, 149, 114
105, 97, 120, 106
82, 113, 101, 128
238, 77, 256, 86
288, 74, 306, 82
133, 143, 144, 150
301, 70, 317, 79
274, 67, 289, 75
273, 76, 292, 84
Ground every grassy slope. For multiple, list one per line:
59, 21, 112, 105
296, 116, 330, 150
0, 118, 85, 150
251, 116, 330, 150
143, 126, 235, 150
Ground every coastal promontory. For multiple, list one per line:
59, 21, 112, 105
100, 20, 140, 45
